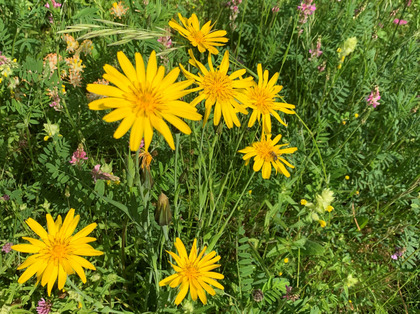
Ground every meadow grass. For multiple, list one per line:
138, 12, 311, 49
0, 0, 419, 313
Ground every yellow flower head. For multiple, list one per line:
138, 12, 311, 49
11, 209, 103, 296
326, 205, 334, 212
110, 1, 129, 19
319, 219, 326, 228
284, 258, 289, 263
169, 13, 228, 55
345, 175, 350, 180
87, 51, 202, 152
300, 199, 307, 206
180, 50, 253, 128
238, 134, 297, 179
354, 113, 359, 118
246, 64, 295, 133
159, 238, 224, 305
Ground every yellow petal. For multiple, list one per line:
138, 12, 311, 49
114, 114, 136, 139
11, 244, 41, 253
117, 51, 137, 82
25, 218, 48, 240
146, 51, 157, 83
18, 259, 44, 284
174, 281, 189, 305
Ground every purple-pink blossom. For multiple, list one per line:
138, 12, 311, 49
45, 0, 61, 8
91, 164, 120, 183
298, 0, 316, 24
272, 6, 280, 13
309, 37, 323, 60
157, 36, 173, 49
366, 86, 381, 108
2, 242, 13, 253
69, 144, 88, 165
36, 298, 52, 314
393, 19, 408, 25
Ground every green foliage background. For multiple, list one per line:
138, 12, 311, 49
0, 0, 419, 313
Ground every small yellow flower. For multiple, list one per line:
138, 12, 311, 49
345, 175, 350, 180
238, 134, 297, 179
300, 199, 307, 206
159, 238, 224, 305
11, 209, 103, 296
284, 258, 289, 263
342, 120, 347, 125
78, 302, 83, 308
354, 113, 359, 118
278, 272, 283, 276
44, 135, 50, 141
337, 48, 342, 53
169, 13, 228, 55
180, 50, 253, 128
245, 64, 295, 133
13, 59, 17, 63
319, 220, 326, 228
356, 190, 359, 195
349, 300, 352, 303
110, 1, 129, 19
326, 205, 334, 212
248, 190, 252, 195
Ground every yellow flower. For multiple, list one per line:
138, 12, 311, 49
354, 113, 359, 118
300, 199, 307, 206
284, 258, 289, 263
326, 205, 334, 212
159, 238, 224, 305
180, 50, 253, 128
110, 1, 129, 19
342, 120, 347, 125
246, 64, 295, 133
319, 220, 326, 228
278, 272, 283, 276
238, 134, 297, 179
87, 51, 202, 152
345, 175, 350, 180
169, 13, 228, 54
11, 209, 103, 296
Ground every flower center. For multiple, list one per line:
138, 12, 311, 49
49, 240, 69, 261
130, 83, 162, 117
190, 29, 204, 45
249, 87, 273, 114
183, 262, 199, 280
202, 72, 233, 103
255, 141, 277, 162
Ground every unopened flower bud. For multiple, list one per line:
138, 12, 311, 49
155, 192, 172, 226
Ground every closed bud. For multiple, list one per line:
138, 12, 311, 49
155, 192, 172, 226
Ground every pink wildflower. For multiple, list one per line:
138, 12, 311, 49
157, 36, 173, 49
69, 144, 88, 165
298, 0, 316, 24
2, 242, 13, 253
36, 298, 52, 314
366, 86, 381, 108
45, 0, 61, 8
393, 19, 408, 25
91, 165, 120, 183
272, 6, 280, 13
309, 37, 323, 60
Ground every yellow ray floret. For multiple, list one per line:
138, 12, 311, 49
159, 238, 224, 305
86, 51, 202, 152
12, 209, 103, 296
169, 13, 228, 55
238, 134, 297, 179
246, 64, 295, 134
180, 50, 254, 129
